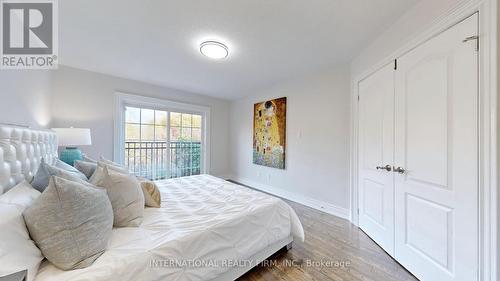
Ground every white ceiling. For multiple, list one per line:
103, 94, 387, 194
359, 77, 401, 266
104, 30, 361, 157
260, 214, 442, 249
59, 0, 418, 100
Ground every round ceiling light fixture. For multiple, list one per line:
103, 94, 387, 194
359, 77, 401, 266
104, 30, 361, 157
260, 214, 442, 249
200, 41, 229, 59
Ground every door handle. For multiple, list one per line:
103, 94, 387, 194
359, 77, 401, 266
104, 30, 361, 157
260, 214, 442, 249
393, 167, 406, 174
376, 165, 392, 172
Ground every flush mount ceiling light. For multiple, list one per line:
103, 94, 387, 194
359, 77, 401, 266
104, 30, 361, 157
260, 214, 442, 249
200, 41, 229, 59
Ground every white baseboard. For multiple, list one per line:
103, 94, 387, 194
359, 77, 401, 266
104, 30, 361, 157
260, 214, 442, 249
228, 175, 350, 220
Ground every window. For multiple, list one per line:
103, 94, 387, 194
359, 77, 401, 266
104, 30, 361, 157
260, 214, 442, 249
169, 112, 202, 178
115, 93, 210, 180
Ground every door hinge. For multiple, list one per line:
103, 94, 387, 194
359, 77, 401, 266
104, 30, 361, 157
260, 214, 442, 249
357, 208, 359, 215
394, 59, 397, 70
357, 95, 360, 102
463, 35, 479, 51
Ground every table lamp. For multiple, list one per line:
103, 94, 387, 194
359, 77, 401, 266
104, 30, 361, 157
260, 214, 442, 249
52, 128, 92, 165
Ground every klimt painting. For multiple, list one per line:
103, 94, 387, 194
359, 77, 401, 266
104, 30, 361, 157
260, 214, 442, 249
253, 97, 287, 169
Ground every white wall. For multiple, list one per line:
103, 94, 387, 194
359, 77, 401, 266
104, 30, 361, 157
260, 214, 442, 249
0, 70, 52, 129
351, 0, 474, 77
51, 66, 231, 177
228, 65, 351, 218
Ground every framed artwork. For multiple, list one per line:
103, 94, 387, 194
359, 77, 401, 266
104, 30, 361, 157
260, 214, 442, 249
253, 97, 287, 169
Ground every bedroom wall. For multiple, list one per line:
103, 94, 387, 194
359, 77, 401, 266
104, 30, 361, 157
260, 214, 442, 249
0, 70, 52, 129
50, 66, 231, 177
351, 0, 475, 77
228, 64, 351, 218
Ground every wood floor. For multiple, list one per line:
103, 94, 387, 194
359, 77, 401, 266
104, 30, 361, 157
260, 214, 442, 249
236, 199, 418, 281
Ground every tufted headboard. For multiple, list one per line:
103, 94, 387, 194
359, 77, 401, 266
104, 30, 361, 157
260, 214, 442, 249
0, 125, 58, 194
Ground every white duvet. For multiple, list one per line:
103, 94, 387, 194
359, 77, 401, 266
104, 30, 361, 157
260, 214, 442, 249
34, 175, 304, 281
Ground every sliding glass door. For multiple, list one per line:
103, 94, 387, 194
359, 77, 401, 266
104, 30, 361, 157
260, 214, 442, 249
124, 106, 203, 180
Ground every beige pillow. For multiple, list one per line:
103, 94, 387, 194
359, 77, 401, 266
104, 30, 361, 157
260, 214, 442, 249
98, 161, 129, 174
89, 166, 106, 186
82, 154, 97, 163
101, 167, 144, 227
89, 162, 128, 186
138, 179, 161, 208
23, 176, 113, 270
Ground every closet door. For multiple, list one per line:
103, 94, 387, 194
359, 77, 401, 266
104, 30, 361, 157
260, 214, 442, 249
394, 14, 478, 281
358, 63, 395, 256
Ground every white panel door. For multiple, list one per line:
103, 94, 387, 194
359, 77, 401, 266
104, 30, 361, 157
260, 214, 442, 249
394, 14, 479, 281
358, 63, 395, 256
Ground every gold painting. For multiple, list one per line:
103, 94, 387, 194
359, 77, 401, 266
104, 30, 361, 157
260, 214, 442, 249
253, 97, 286, 169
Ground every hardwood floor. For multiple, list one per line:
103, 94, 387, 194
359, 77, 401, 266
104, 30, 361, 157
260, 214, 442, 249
236, 200, 418, 281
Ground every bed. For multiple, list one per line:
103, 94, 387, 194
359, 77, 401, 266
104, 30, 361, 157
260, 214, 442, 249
0, 125, 304, 281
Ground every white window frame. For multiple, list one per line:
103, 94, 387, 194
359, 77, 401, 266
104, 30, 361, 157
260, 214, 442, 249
114, 92, 211, 175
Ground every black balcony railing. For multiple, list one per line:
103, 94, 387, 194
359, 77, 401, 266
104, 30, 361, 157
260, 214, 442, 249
125, 141, 201, 180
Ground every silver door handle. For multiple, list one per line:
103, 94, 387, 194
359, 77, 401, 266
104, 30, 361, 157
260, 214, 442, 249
394, 167, 406, 174
376, 165, 392, 172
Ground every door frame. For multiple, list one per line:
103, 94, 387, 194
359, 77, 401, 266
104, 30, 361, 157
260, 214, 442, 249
113, 92, 211, 175
349, 1, 497, 280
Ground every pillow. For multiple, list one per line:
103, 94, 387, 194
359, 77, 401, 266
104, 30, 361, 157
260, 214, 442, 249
74, 160, 97, 179
99, 157, 122, 167
90, 162, 129, 187
98, 160, 129, 174
54, 159, 87, 180
23, 176, 113, 271
101, 167, 144, 227
31, 159, 88, 191
0, 181, 43, 281
89, 165, 106, 187
0, 181, 40, 209
82, 154, 97, 163
137, 179, 161, 208
30, 158, 51, 192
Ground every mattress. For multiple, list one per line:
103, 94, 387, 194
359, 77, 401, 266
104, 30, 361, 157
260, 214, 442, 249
34, 175, 304, 281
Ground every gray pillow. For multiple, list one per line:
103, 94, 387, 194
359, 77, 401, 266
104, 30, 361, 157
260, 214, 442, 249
23, 176, 113, 270
101, 167, 144, 227
31, 159, 88, 192
74, 160, 97, 179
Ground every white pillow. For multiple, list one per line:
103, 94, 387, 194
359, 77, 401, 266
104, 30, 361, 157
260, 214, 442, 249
0, 182, 43, 281
0, 181, 41, 209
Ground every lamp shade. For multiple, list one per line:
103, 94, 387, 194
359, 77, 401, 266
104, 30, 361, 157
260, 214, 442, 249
52, 128, 92, 146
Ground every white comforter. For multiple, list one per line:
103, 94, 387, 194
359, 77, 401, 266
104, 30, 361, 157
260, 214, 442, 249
35, 175, 304, 281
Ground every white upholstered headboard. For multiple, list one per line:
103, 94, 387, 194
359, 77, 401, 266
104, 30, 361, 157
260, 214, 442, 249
0, 125, 58, 194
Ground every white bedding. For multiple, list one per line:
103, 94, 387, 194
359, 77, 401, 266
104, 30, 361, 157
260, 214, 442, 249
34, 175, 304, 281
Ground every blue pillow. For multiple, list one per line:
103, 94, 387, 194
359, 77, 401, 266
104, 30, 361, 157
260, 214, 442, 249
31, 158, 51, 192
31, 158, 88, 192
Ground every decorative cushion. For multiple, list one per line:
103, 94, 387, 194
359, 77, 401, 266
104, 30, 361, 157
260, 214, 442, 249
54, 159, 87, 180
23, 176, 113, 270
89, 162, 129, 187
99, 157, 121, 167
30, 158, 51, 192
137, 179, 161, 208
0, 182, 43, 281
98, 160, 129, 174
74, 160, 97, 179
88, 165, 106, 187
82, 154, 97, 163
31, 159, 88, 192
101, 167, 144, 227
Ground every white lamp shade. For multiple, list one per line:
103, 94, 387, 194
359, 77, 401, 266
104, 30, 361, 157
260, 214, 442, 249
52, 128, 92, 146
